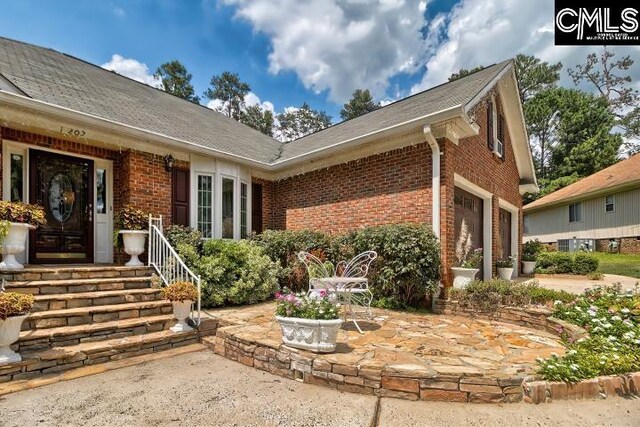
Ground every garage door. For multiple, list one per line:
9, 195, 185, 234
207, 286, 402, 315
454, 187, 483, 277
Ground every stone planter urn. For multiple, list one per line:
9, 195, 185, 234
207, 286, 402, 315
120, 230, 148, 267
522, 261, 536, 275
1, 223, 35, 270
0, 314, 28, 364
451, 267, 479, 289
275, 316, 342, 353
498, 267, 515, 280
170, 300, 193, 332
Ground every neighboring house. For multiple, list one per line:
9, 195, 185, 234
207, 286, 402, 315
0, 37, 537, 286
524, 154, 640, 254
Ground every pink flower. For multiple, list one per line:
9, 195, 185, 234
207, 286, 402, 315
319, 289, 327, 298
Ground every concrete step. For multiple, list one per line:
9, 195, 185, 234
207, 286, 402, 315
15, 314, 176, 352
0, 265, 152, 282
32, 288, 163, 311
0, 329, 199, 383
24, 301, 173, 330
4, 276, 154, 295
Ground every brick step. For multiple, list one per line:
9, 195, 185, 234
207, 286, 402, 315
0, 329, 198, 383
32, 288, 163, 311
0, 265, 152, 282
4, 276, 154, 295
23, 301, 172, 330
15, 314, 176, 352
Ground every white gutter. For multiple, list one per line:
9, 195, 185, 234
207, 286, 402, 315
423, 125, 440, 239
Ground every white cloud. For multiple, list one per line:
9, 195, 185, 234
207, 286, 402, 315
412, 0, 640, 93
101, 54, 162, 88
206, 91, 275, 115
221, 0, 430, 103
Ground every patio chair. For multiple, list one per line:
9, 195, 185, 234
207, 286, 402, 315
297, 251, 335, 296
335, 251, 377, 318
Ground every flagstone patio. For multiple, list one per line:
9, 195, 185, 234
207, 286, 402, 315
203, 303, 566, 403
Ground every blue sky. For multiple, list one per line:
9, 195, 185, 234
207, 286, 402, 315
1, 0, 638, 123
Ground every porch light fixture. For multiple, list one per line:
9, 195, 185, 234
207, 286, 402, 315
163, 154, 175, 172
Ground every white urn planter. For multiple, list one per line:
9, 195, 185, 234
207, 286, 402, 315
451, 267, 479, 289
0, 223, 35, 270
120, 230, 148, 267
498, 267, 515, 280
0, 314, 28, 364
522, 261, 537, 275
275, 316, 343, 353
170, 300, 193, 332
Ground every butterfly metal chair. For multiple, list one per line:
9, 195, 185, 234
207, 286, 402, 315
335, 251, 377, 319
297, 251, 335, 297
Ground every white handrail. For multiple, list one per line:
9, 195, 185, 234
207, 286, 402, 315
147, 215, 201, 326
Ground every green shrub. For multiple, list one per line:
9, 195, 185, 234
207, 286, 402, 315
165, 225, 203, 252
188, 239, 281, 307
522, 239, 544, 257
450, 279, 576, 312
572, 253, 599, 275
250, 230, 333, 292
335, 223, 440, 309
537, 252, 574, 274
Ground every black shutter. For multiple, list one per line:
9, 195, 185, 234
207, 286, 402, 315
498, 114, 505, 160
487, 102, 494, 151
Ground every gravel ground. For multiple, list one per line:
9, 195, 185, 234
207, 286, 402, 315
1, 350, 639, 427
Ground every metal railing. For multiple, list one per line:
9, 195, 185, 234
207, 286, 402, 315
148, 215, 201, 326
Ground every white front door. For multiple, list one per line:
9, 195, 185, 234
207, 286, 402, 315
94, 160, 113, 263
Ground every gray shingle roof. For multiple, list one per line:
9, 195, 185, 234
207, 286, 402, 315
277, 61, 511, 162
0, 37, 282, 163
0, 37, 511, 167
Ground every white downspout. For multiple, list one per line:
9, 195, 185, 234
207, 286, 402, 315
423, 125, 440, 239
423, 125, 442, 310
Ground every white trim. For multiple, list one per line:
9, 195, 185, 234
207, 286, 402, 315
454, 174, 493, 280
498, 198, 519, 279
1, 138, 114, 264
94, 160, 114, 263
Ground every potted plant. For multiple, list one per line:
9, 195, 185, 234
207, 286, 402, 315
451, 220, 483, 288
161, 281, 198, 332
522, 239, 542, 274
0, 201, 46, 270
0, 291, 34, 363
275, 290, 342, 353
115, 205, 150, 266
496, 257, 515, 280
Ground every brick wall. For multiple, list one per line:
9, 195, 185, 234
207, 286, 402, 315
271, 144, 433, 234
620, 237, 640, 254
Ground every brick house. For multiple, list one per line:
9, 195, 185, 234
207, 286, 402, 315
0, 37, 537, 286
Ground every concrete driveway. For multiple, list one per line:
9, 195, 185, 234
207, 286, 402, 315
525, 274, 639, 295
1, 350, 639, 427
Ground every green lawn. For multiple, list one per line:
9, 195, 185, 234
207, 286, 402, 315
591, 252, 640, 279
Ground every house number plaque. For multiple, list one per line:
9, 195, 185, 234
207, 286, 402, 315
59, 126, 86, 137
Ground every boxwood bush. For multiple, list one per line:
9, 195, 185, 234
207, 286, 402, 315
536, 252, 598, 275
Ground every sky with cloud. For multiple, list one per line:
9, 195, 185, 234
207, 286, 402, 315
1, 0, 639, 122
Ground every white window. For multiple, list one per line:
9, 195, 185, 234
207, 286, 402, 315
605, 195, 615, 213
221, 177, 235, 239
240, 182, 248, 239
197, 175, 213, 238
523, 215, 530, 234
569, 203, 582, 223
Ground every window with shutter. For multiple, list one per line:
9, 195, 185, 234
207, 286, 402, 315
487, 102, 494, 151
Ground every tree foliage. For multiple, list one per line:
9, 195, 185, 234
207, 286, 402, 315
276, 103, 332, 142
568, 47, 640, 149
203, 71, 251, 120
154, 60, 200, 104
240, 105, 274, 137
448, 66, 485, 81
514, 54, 562, 103
340, 89, 380, 120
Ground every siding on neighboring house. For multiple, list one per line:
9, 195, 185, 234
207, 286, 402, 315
524, 187, 640, 242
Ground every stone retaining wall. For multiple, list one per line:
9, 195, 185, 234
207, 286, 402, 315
524, 373, 640, 403
433, 300, 587, 342
203, 326, 525, 404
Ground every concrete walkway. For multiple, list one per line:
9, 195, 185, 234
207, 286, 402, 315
526, 274, 639, 295
1, 350, 638, 427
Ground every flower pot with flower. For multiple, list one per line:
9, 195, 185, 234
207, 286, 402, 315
0, 292, 34, 363
275, 290, 342, 353
496, 256, 515, 280
115, 205, 150, 266
522, 239, 543, 274
451, 219, 483, 288
0, 201, 46, 270
161, 281, 198, 332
